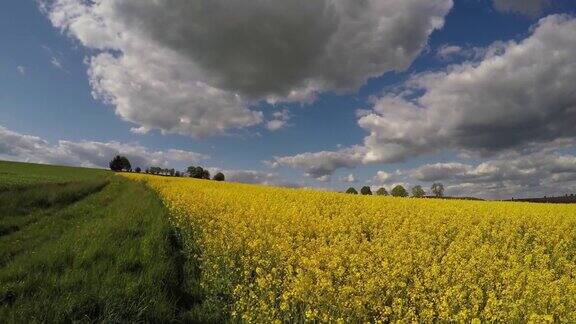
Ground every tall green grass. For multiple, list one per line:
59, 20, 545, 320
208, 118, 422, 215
0, 162, 209, 322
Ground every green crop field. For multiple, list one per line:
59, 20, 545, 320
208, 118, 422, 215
0, 161, 210, 322
0, 160, 111, 191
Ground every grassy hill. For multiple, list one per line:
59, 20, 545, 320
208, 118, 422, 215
0, 160, 110, 191
0, 161, 209, 322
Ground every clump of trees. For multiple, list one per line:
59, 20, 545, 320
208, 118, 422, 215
146, 167, 176, 176
108, 155, 226, 181
346, 182, 445, 199
188, 166, 228, 182
109, 155, 131, 172
345, 184, 410, 197
187, 166, 210, 179
141, 164, 226, 180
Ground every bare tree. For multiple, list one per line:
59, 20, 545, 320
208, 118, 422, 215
431, 183, 445, 197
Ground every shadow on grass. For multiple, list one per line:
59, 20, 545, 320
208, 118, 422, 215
0, 180, 109, 217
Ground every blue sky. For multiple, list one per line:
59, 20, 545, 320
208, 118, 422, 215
1, 0, 576, 198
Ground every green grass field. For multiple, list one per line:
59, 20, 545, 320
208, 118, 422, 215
0, 161, 214, 322
0, 160, 111, 191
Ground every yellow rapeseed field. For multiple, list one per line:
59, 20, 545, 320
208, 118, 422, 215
122, 173, 576, 322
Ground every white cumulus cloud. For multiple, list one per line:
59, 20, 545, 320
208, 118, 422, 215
266, 109, 291, 131
374, 171, 392, 183
360, 15, 576, 163
0, 125, 207, 169
273, 147, 365, 180
206, 167, 301, 188
341, 173, 357, 183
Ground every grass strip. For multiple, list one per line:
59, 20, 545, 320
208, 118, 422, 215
0, 177, 206, 322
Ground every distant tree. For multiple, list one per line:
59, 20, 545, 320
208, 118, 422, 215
213, 172, 225, 181
431, 183, 445, 197
145, 168, 150, 174
376, 187, 388, 196
109, 155, 131, 172
121, 157, 131, 171
150, 166, 162, 175
411, 185, 425, 198
391, 185, 409, 197
175, 171, 181, 177
169, 168, 175, 176
346, 187, 358, 194
109, 155, 122, 171
188, 166, 204, 179
202, 169, 211, 180
360, 186, 372, 195
135, 167, 141, 173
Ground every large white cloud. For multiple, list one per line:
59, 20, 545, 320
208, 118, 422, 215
41, 0, 452, 137
277, 15, 576, 178
361, 14, 576, 163
0, 125, 207, 169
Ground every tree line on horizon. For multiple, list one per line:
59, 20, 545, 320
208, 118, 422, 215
109, 155, 446, 196
108, 155, 225, 181
345, 183, 445, 198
